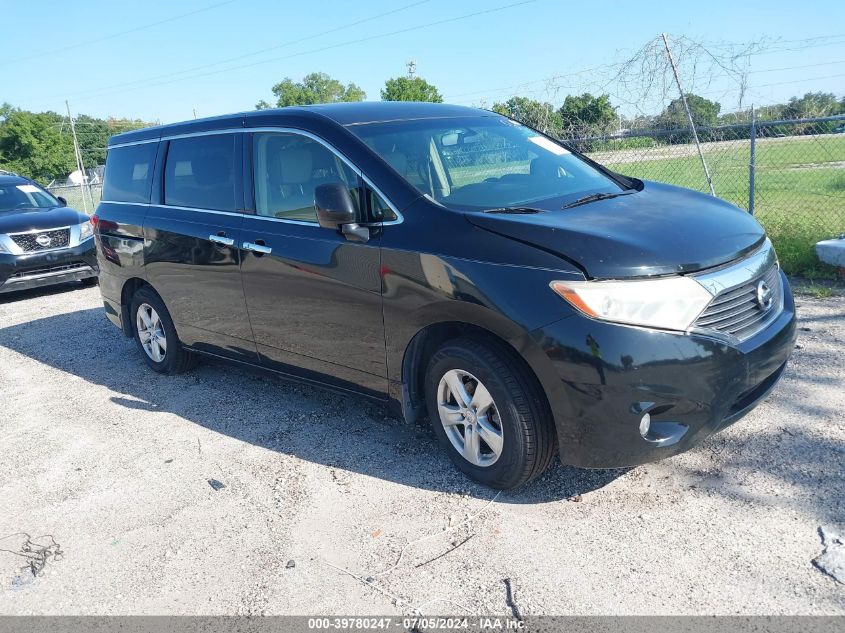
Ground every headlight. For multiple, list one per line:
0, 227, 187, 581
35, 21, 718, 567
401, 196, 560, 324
78, 220, 94, 241
550, 276, 714, 331
0, 238, 9, 254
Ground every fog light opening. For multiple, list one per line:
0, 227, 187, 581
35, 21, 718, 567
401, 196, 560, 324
639, 413, 651, 438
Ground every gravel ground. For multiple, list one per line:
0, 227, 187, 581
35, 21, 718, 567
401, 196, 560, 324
0, 283, 843, 615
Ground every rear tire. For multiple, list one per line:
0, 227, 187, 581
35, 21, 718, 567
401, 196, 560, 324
130, 286, 196, 374
81, 276, 99, 287
424, 337, 556, 489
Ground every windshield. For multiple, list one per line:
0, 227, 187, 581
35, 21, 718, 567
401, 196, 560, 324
349, 116, 623, 210
0, 182, 60, 212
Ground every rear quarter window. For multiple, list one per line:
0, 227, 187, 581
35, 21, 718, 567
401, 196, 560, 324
102, 142, 158, 203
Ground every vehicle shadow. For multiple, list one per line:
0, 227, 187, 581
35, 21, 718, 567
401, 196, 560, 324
0, 307, 625, 503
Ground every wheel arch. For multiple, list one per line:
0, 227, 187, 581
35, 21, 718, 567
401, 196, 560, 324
119, 277, 152, 337
399, 315, 559, 431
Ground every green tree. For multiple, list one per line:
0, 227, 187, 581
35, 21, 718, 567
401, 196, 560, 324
380, 76, 442, 102
72, 115, 148, 166
492, 97, 563, 136
0, 108, 76, 183
259, 72, 365, 108
558, 93, 617, 136
784, 92, 841, 119
658, 93, 721, 129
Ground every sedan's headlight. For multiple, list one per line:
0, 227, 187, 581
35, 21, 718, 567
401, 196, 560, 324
78, 220, 94, 241
0, 238, 9, 254
550, 276, 714, 331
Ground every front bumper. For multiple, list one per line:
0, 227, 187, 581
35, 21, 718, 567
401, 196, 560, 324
531, 270, 797, 468
0, 239, 98, 294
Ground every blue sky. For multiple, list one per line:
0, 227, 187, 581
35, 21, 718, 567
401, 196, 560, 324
3, 0, 844, 123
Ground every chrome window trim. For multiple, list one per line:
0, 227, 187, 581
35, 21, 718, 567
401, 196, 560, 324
107, 137, 160, 149
107, 126, 405, 225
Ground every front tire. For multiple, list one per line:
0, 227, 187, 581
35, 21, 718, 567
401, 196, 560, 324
130, 286, 196, 374
424, 337, 556, 489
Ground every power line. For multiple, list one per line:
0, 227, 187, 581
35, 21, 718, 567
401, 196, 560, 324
44, 0, 537, 105
1, 1, 237, 66
38, 0, 434, 103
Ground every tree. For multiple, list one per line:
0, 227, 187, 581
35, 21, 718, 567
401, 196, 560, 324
380, 76, 442, 102
658, 93, 721, 129
492, 97, 562, 136
784, 92, 841, 119
558, 93, 617, 136
0, 109, 76, 183
258, 72, 365, 108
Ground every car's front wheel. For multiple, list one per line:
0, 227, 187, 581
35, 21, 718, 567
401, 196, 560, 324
130, 286, 196, 374
424, 337, 556, 489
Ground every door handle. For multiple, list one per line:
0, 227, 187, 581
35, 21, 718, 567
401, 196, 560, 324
209, 234, 234, 246
243, 241, 272, 255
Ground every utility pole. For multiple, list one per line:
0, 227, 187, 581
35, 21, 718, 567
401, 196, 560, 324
406, 59, 416, 79
65, 100, 89, 214
661, 33, 715, 196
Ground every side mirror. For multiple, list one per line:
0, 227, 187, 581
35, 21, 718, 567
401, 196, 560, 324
315, 183, 356, 228
57, 196, 67, 207
315, 182, 369, 243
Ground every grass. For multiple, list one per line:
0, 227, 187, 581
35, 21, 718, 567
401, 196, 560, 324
592, 135, 845, 276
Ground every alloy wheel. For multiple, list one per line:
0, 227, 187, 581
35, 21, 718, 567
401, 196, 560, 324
136, 303, 167, 363
436, 369, 504, 467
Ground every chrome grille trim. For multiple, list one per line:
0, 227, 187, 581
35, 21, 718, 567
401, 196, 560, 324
691, 240, 784, 342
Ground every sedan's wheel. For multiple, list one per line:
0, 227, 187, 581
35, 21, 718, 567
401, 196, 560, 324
437, 369, 504, 467
130, 286, 197, 375
425, 337, 557, 489
136, 303, 167, 363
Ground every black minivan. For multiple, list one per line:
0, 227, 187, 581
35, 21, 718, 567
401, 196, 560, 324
94, 103, 796, 489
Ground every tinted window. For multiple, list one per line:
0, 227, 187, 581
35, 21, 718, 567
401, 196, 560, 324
164, 135, 236, 211
103, 142, 157, 203
253, 132, 359, 222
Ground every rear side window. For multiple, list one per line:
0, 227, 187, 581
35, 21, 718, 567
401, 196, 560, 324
103, 142, 157, 203
164, 134, 236, 211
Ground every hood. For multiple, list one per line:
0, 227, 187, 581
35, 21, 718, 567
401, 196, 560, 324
0, 206, 88, 234
465, 181, 766, 279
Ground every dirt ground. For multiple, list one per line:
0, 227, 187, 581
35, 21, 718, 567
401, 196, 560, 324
0, 283, 843, 616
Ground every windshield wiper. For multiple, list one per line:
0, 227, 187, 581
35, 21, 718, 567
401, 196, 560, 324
483, 206, 544, 214
560, 190, 635, 210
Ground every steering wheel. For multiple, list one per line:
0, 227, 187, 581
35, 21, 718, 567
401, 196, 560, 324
13, 202, 32, 209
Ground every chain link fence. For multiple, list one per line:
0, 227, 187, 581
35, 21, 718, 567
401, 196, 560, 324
45, 182, 102, 215
569, 114, 845, 275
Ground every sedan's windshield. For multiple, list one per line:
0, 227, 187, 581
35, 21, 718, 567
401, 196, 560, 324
349, 116, 623, 210
0, 182, 60, 212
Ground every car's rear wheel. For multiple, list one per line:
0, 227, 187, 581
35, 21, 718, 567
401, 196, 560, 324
81, 276, 99, 287
130, 286, 196, 374
424, 337, 556, 489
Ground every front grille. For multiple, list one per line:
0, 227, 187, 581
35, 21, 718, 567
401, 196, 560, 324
10, 262, 90, 279
694, 262, 782, 340
9, 228, 70, 252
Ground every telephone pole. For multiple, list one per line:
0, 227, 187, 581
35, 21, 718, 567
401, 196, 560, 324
65, 100, 89, 214
406, 59, 416, 79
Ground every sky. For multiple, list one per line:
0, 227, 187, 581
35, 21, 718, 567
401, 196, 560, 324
2, 0, 844, 124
